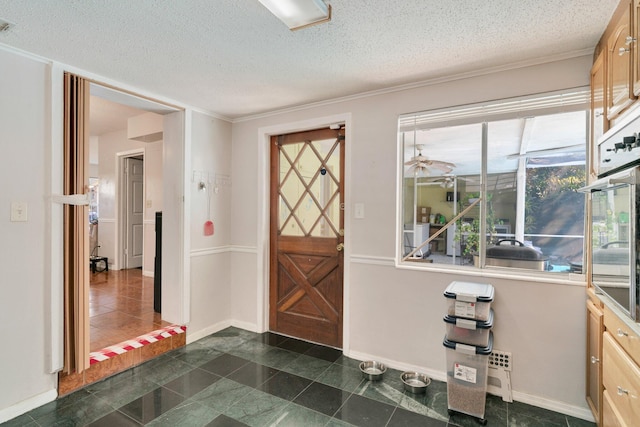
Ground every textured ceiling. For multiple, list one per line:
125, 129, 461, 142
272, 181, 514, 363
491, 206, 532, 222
0, 0, 619, 119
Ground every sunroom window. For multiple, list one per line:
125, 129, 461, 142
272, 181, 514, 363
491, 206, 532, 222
399, 90, 588, 274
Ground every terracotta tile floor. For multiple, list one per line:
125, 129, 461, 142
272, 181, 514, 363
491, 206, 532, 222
90, 268, 170, 352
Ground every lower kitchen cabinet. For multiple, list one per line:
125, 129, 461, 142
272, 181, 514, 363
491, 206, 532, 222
600, 311, 640, 426
586, 290, 640, 426
586, 298, 603, 425
602, 389, 628, 427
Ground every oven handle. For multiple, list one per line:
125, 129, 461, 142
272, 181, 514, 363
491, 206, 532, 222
578, 169, 638, 193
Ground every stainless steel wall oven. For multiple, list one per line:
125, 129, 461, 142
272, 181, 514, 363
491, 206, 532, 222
581, 114, 640, 321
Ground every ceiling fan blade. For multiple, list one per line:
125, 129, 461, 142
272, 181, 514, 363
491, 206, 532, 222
431, 163, 455, 173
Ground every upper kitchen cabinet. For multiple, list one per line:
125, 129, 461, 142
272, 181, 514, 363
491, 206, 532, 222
607, 0, 635, 121
634, 0, 640, 95
590, 51, 607, 179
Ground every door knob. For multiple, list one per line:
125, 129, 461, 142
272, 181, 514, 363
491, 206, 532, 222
336, 243, 344, 251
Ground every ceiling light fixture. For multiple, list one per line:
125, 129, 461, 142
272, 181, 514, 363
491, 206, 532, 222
258, 0, 331, 30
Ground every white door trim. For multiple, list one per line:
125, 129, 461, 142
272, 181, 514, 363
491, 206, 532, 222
257, 112, 353, 350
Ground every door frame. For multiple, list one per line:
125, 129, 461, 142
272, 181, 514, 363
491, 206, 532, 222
257, 113, 352, 350
116, 149, 145, 270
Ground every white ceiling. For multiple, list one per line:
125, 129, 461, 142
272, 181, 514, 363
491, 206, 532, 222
0, 0, 619, 120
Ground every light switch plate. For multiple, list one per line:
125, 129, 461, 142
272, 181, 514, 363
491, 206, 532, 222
354, 203, 365, 219
11, 202, 28, 222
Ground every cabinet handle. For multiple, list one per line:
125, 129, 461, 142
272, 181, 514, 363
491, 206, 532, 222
617, 386, 629, 396
617, 328, 629, 337
595, 112, 604, 117
619, 47, 631, 56
626, 36, 637, 45
591, 356, 600, 364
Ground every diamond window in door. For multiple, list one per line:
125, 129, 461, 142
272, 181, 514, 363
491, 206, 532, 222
278, 137, 341, 238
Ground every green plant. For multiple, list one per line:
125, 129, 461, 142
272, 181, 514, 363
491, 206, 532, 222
453, 193, 499, 256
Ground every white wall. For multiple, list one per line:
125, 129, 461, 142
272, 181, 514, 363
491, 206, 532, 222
187, 112, 235, 338
0, 48, 57, 421
229, 55, 593, 418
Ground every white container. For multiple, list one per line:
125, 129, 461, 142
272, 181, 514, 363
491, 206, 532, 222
444, 281, 494, 321
444, 309, 493, 347
444, 332, 493, 421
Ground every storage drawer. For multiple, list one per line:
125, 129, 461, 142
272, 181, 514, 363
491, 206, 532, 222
602, 332, 640, 425
603, 389, 629, 427
604, 306, 640, 366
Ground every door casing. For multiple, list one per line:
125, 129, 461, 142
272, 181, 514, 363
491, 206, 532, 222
256, 113, 352, 350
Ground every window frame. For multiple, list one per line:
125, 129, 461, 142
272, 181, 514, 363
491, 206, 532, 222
396, 88, 590, 280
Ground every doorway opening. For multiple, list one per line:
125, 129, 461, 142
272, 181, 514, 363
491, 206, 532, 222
87, 84, 174, 352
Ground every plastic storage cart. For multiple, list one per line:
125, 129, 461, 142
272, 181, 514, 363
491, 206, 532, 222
444, 333, 493, 425
443, 309, 493, 347
444, 281, 494, 321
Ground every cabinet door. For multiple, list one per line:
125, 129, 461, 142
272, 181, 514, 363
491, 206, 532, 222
591, 51, 607, 178
602, 332, 640, 425
603, 390, 628, 427
608, 2, 635, 120
586, 300, 604, 425
633, 0, 640, 95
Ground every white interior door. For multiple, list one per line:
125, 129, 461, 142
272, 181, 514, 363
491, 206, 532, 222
126, 157, 144, 268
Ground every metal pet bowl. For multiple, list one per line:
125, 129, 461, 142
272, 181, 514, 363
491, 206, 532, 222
359, 361, 387, 381
401, 371, 431, 394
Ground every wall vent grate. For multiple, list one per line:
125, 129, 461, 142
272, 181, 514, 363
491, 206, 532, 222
489, 349, 512, 371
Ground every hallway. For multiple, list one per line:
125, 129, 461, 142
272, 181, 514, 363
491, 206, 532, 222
90, 269, 169, 352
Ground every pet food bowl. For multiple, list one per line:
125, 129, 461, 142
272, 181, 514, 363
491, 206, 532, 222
401, 371, 431, 394
359, 361, 387, 381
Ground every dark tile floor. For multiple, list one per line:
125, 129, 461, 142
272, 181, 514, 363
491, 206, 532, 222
2, 327, 595, 427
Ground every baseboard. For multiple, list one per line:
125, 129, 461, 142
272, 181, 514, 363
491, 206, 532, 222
0, 388, 57, 424
186, 319, 261, 345
343, 349, 594, 422
230, 320, 260, 333
186, 320, 233, 344
511, 391, 595, 422
142, 270, 154, 278
344, 349, 447, 383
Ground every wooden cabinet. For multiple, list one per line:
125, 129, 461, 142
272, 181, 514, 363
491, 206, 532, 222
590, 51, 607, 179
633, 0, 640, 95
607, 1, 635, 120
602, 330, 640, 425
602, 389, 628, 427
586, 299, 604, 426
604, 306, 640, 366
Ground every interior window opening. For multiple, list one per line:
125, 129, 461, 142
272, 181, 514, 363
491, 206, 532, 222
400, 96, 587, 275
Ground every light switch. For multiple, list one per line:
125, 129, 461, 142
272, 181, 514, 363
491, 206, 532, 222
354, 203, 365, 219
11, 202, 28, 222
146, 200, 152, 208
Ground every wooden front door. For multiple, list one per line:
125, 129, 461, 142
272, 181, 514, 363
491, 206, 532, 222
270, 127, 345, 348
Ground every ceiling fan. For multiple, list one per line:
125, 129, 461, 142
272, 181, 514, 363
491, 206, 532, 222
423, 173, 475, 188
404, 145, 456, 175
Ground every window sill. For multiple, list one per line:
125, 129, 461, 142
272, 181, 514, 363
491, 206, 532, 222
396, 258, 587, 287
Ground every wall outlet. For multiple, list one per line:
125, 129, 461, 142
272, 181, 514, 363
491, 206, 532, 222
10, 201, 28, 222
